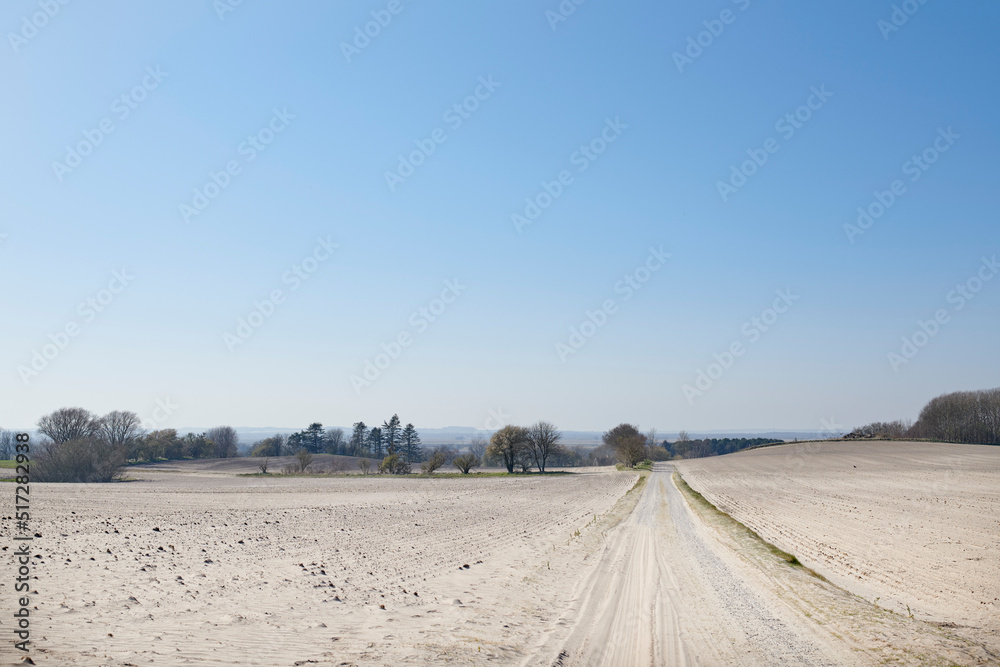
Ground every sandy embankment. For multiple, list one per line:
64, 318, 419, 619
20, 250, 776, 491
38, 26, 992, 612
676, 440, 1000, 655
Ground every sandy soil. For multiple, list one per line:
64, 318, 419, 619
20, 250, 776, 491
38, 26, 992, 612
2, 443, 997, 665
677, 441, 1000, 659
1, 466, 636, 665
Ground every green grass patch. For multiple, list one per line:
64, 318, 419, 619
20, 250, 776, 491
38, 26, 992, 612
673, 471, 826, 580
0, 460, 18, 469
238, 470, 576, 479
616, 459, 653, 471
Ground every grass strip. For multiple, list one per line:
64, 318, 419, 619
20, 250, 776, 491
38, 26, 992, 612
673, 470, 827, 581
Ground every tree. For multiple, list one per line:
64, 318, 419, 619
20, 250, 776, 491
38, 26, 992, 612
358, 457, 372, 475
99, 411, 145, 455
33, 436, 127, 483
325, 428, 345, 454
207, 426, 239, 458
452, 453, 480, 474
487, 425, 530, 473
251, 434, 286, 457
603, 423, 647, 468
184, 432, 214, 459
294, 449, 313, 473
382, 414, 402, 456
140, 429, 183, 461
350, 422, 368, 456
402, 423, 422, 462
677, 430, 689, 444
0, 429, 16, 460
37, 407, 100, 444
469, 435, 488, 462
527, 421, 563, 473
367, 427, 383, 458
420, 448, 448, 474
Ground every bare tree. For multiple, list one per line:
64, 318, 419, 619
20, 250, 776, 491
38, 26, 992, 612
357, 457, 372, 475
258, 458, 269, 474
0, 429, 15, 460
325, 428, 346, 454
33, 437, 127, 483
206, 426, 239, 458
469, 434, 488, 461
487, 425, 529, 473
527, 421, 563, 473
295, 449, 313, 473
100, 410, 145, 457
603, 423, 647, 468
37, 408, 100, 444
452, 453, 480, 474
676, 430, 689, 443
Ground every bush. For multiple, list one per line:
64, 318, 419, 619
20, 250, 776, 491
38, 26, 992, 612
379, 453, 410, 475
452, 453, 480, 474
420, 449, 448, 474
294, 449, 313, 473
358, 457, 371, 475
33, 437, 127, 483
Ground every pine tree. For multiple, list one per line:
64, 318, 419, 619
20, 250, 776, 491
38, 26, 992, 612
350, 422, 367, 456
402, 423, 421, 462
382, 414, 401, 456
367, 427, 383, 458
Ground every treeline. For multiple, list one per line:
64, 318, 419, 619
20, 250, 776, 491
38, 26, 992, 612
850, 386, 1000, 445
249, 415, 422, 461
661, 435, 783, 459
17, 407, 239, 482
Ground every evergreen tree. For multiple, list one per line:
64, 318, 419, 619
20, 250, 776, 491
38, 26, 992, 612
367, 427, 383, 458
402, 423, 421, 462
350, 422, 367, 456
304, 422, 327, 453
382, 414, 401, 456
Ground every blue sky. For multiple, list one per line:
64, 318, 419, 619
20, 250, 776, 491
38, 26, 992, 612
2, 0, 997, 434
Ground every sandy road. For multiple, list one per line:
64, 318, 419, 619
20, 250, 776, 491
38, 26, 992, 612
536, 463, 840, 666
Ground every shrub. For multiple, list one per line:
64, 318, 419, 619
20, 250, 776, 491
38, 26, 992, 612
358, 457, 371, 475
420, 448, 448, 474
294, 449, 313, 473
452, 453, 480, 474
33, 437, 127, 483
379, 453, 410, 475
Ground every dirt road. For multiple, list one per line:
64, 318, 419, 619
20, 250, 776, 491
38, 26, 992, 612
529, 462, 987, 666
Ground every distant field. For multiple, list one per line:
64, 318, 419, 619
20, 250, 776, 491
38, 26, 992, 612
0, 460, 17, 468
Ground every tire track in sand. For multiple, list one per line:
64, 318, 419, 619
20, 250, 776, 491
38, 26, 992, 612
533, 463, 836, 666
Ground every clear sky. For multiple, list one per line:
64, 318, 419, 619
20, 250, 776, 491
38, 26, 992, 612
2, 1, 997, 434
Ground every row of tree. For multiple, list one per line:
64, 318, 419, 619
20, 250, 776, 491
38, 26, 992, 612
852, 386, 1000, 445
248, 415, 423, 461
